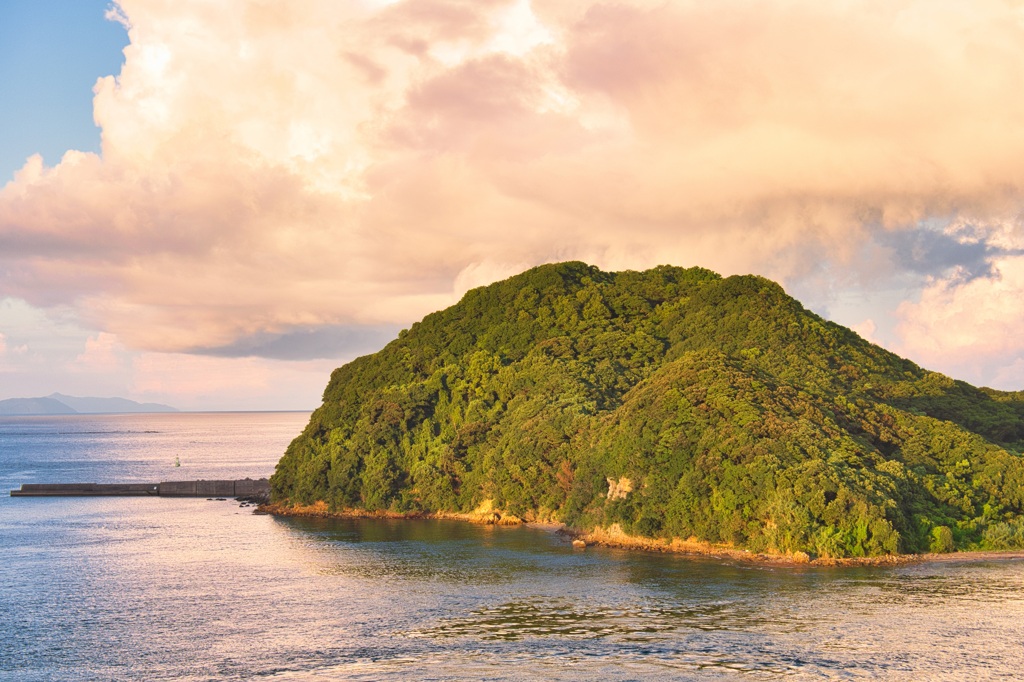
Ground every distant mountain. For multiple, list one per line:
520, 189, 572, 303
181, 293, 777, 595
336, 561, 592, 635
0, 394, 178, 416
0, 397, 77, 416
46, 393, 178, 414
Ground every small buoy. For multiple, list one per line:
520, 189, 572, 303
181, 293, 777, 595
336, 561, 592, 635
174, 456, 181, 467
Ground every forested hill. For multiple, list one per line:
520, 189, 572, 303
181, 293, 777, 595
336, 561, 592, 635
271, 262, 1024, 558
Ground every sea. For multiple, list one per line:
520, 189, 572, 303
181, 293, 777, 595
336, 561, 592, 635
2, 412, 1023, 681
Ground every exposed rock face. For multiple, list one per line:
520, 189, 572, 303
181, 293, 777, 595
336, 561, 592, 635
606, 477, 633, 500
472, 511, 523, 525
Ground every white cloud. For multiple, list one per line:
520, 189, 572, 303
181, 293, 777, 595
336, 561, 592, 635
2, 0, 1024, 392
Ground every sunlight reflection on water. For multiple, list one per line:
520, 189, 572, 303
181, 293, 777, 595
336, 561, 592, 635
3, 414, 1024, 681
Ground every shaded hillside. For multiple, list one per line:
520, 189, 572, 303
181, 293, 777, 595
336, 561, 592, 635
271, 262, 1024, 557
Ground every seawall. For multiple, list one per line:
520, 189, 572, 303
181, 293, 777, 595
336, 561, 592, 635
10, 478, 270, 498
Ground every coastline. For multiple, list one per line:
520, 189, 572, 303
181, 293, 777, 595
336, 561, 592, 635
568, 524, 1024, 567
259, 502, 1024, 567
258, 501, 526, 526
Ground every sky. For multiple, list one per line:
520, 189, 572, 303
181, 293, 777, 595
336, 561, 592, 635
2, 0, 1024, 411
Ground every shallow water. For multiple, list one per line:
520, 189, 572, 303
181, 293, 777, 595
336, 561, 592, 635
2, 413, 1023, 680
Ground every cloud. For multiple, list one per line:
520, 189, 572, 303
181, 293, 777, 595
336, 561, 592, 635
849, 319, 878, 345
0, 333, 26, 375
895, 255, 1024, 388
70, 332, 128, 373
2, 0, 1024, 383
0, 321, 351, 409
189, 323, 402, 361
0, 332, 9, 372
876, 228, 1001, 283
993, 358, 1024, 390
129, 352, 337, 410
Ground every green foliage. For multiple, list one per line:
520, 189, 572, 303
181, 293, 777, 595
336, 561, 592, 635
982, 518, 1024, 550
930, 526, 955, 553
270, 262, 1024, 558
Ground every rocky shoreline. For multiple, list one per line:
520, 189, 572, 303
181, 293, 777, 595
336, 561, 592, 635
566, 524, 918, 567
257, 500, 525, 525
259, 502, 1024, 567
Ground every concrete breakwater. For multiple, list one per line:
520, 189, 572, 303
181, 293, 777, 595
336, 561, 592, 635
10, 478, 269, 498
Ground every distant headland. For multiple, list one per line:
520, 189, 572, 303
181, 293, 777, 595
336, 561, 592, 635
0, 393, 178, 416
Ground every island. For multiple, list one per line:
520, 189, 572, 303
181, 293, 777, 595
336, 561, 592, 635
266, 262, 1024, 563
0, 393, 178, 416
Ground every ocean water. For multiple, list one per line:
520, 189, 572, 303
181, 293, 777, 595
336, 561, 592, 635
2, 413, 1023, 681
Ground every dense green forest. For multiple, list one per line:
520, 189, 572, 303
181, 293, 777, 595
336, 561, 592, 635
271, 262, 1024, 558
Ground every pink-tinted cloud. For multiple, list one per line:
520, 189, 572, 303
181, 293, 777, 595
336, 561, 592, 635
129, 351, 337, 410
70, 332, 127, 374
1, 0, 1024, 390
849, 319, 879, 346
896, 255, 1024, 385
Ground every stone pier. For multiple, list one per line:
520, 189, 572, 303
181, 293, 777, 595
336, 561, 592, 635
9, 478, 270, 498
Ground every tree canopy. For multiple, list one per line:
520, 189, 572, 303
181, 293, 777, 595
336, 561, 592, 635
271, 262, 1024, 558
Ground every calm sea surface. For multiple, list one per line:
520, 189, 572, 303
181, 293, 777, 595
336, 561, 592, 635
2, 412, 1023, 681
